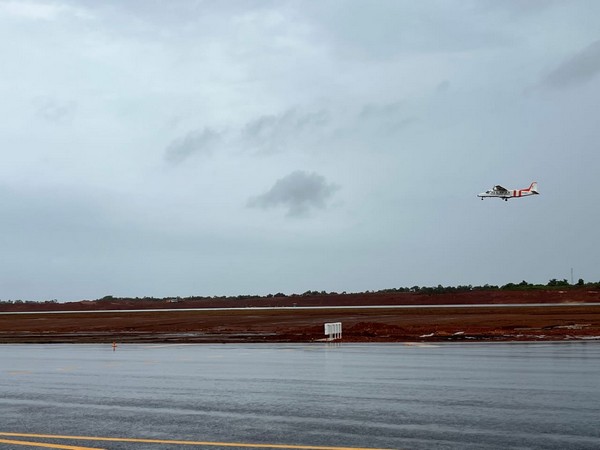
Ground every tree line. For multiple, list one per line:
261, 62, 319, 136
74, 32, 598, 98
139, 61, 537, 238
1, 278, 599, 304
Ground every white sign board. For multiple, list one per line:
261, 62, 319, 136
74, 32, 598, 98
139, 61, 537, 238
324, 322, 342, 340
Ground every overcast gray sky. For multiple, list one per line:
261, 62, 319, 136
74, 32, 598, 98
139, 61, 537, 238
1, 0, 599, 301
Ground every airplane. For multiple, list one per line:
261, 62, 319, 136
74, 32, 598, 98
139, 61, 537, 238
478, 182, 539, 201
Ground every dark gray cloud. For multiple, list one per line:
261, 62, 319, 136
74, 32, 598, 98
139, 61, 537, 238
241, 109, 330, 154
165, 109, 331, 164
248, 171, 339, 217
164, 128, 222, 163
542, 40, 600, 89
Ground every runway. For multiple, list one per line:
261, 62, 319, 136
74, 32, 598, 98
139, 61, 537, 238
1, 343, 599, 449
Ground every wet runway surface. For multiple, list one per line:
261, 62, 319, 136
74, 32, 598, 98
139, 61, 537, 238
1, 343, 599, 449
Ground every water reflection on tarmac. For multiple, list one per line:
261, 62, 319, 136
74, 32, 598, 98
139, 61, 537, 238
1, 343, 599, 449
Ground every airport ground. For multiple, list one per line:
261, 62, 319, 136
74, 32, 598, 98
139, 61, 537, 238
1, 288, 600, 343
3, 343, 599, 449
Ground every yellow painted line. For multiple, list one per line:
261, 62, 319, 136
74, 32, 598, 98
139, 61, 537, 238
0, 433, 394, 450
0, 438, 104, 450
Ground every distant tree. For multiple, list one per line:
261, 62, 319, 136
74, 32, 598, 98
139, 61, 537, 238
577, 278, 585, 286
473, 284, 499, 290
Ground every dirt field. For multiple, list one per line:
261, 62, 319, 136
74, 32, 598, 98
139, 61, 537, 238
1, 288, 599, 343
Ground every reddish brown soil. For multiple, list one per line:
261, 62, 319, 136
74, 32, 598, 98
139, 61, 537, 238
1, 288, 599, 343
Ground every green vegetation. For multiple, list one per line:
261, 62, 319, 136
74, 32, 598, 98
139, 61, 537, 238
1, 279, 599, 305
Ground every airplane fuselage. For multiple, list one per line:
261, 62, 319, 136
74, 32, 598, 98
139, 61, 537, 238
478, 182, 539, 201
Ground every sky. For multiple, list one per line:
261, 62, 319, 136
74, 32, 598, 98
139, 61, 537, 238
1, 0, 600, 301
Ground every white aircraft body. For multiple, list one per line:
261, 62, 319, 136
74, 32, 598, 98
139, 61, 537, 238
478, 182, 539, 201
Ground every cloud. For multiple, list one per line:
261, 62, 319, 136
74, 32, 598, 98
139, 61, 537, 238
478, 0, 560, 16
241, 108, 330, 154
436, 80, 450, 94
357, 101, 416, 134
0, 1, 89, 21
359, 101, 404, 120
305, 2, 513, 60
164, 108, 331, 164
164, 128, 222, 163
248, 171, 339, 217
542, 40, 600, 89
34, 98, 77, 122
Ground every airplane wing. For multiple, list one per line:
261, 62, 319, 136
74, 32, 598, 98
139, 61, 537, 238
494, 185, 508, 192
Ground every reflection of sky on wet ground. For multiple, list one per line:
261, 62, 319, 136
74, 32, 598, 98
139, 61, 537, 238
1, 343, 599, 450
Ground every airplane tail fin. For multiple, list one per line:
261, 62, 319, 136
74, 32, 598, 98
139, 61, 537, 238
530, 182, 539, 194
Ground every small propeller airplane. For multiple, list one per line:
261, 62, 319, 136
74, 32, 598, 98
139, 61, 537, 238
478, 181, 539, 201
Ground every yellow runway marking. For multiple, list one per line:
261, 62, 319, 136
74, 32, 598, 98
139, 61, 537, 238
0, 433, 394, 450
0, 438, 104, 450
